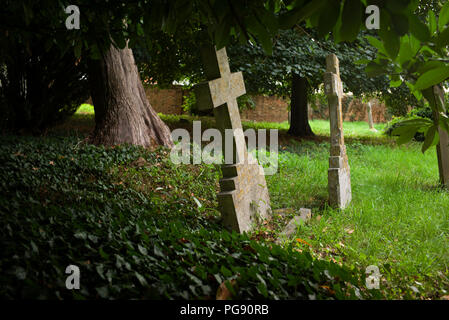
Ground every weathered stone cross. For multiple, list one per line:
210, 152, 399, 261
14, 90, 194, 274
194, 46, 271, 233
323, 54, 352, 209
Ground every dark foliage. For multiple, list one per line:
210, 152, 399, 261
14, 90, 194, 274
0, 40, 89, 134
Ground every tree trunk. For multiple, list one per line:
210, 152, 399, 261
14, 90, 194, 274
288, 73, 314, 137
88, 44, 173, 148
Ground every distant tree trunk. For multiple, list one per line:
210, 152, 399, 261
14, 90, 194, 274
288, 73, 314, 137
87, 44, 173, 148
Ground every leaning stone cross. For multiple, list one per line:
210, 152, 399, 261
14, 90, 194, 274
432, 85, 449, 187
323, 54, 352, 209
194, 46, 272, 233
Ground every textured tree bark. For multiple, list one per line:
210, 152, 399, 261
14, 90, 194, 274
88, 44, 173, 148
288, 73, 314, 137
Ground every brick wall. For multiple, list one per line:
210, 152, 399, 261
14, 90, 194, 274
141, 86, 389, 123
145, 85, 186, 115
310, 97, 389, 123
240, 95, 289, 123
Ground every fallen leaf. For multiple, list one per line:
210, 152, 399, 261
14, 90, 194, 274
216, 279, 237, 300
441, 295, 449, 300
49, 161, 55, 165
131, 157, 147, 167
296, 238, 312, 247
345, 228, 354, 234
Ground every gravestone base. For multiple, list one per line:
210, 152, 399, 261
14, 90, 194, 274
328, 156, 352, 209
218, 161, 271, 233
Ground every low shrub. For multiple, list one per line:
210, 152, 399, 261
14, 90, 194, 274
0, 136, 372, 299
383, 106, 434, 141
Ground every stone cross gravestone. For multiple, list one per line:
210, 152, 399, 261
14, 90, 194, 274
432, 85, 449, 187
323, 54, 352, 209
367, 101, 377, 132
194, 46, 271, 233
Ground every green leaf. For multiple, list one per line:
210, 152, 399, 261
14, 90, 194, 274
438, 2, 449, 31
397, 36, 414, 66
428, 10, 437, 35
379, 13, 400, 60
390, 79, 402, 87
436, 27, 449, 50
214, 19, 231, 50
366, 36, 387, 55
135, 272, 148, 286
391, 14, 409, 36
416, 61, 445, 75
220, 265, 232, 278
354, 59, 370, 65
74, 41, 82, 59
422, 125, 438, 153
439, 115, 449, 134
154, 245, 165, 258
414, 66, 449, 91
386, 0, 410, 13
246, 15, 272, 55
339, 0, 362, 42
279, 0, 326, 29
74, 231, 87, 240
96, 286, 109, 298
365, 62, 386, 77
317, 0, 340, 38
409, 15, 430, 42
138, 244, 148, 255
15, 267, 27, 280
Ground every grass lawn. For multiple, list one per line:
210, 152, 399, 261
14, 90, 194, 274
70, 105, 449, 297
3, 104, 448, 299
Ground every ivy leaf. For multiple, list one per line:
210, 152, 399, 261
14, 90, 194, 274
138, 244, 148, 255
96, 286, 109, 298
135, 272, 148, 286
414, 66, 449, 91
15, 267, 27, 280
